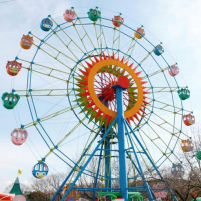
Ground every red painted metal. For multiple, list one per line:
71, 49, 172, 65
183, 114, 195, 126
6, 61, 22, 76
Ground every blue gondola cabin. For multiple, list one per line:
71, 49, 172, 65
154, 44, 164, 56
171, 164, 184, 177
32, 162, 49, 178
40, 18, 53, 31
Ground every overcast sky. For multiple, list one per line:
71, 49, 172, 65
0, 0, 201, 192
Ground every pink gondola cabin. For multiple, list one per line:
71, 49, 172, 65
63, 9, 76, 22
168, 64, 179, 76
152, 183, 168, 198
11, 128, 28, 145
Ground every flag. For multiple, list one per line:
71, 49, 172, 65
18, 169, 22, 175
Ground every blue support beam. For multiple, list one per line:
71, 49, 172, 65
51, 75, 178, 201
104, 135, 112, 191
124, 120, 154, 201
51, 130, 101, 201
92, 143, 103, 201
114, 85, 128, 201
60, 117, 117, 201
125, 120, 178, 201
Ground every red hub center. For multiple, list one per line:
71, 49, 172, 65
98, 76, 130, 103
118, 75, 130, 89
100, 84, 116, 102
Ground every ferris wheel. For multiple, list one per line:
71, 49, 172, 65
3, 6, 197, 201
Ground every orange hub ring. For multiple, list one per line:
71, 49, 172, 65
88, 59, 144, 119
77, 53, 149, 124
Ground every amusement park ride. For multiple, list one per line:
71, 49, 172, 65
3, 6, 201, 201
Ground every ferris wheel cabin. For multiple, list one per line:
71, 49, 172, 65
88, 8, 101, 22
40, 18, 53, 31
6, 60, 22, 76
154, 44, 164, 56
20, 35, 34, 49
112, 15, 124, 27
135, 27, 145, 39
32, 162, 49, 178
2, 92, 20, 109
63, 8, 76, 21
11, 128, 28, 146
62, 184, 79, 201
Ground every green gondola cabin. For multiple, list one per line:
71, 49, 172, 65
177, 88, 190, 100
87, 8, 101, 22
2, 92, 20, 109
196, 151, 201, 160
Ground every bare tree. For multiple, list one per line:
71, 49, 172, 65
26, 191, 50, 201
162, 124, 201, 201
30, 173, 66, 200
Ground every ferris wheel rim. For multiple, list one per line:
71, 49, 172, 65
15, 11, 190, 177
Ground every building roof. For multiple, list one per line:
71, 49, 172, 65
0, 193, 15, 201
9, 177, 23, 195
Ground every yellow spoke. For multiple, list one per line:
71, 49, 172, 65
31, 33, 78, 67
142, 66, 169, 80
135, 48, 155, 69
125, 38, 136, 62
22, 66, 68, 82
23, 104, 78, 129
51, 17, 86, 54
147, 97, 191, 114
144, 107, 189, 138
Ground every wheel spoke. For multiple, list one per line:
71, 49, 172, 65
142, 66, 169, 80
50, 17, 86, 54
147, 96, 191, 114
125, 37, 136, 62
15, 88, 75, 97
23, 104, 78, 128
144, 107, 189, 138
135, 48, 155, 69
31, 33, 84, 72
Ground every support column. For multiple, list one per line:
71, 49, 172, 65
113, 83, 128, 201
92, 144, 103, 201
100, 99, 112, 191
104, 135, 112, 190
60, 118, 117, 201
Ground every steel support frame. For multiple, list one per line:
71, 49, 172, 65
57, 117, 118, 201
104, 135, 112, 191
92, 143, 103, 201
115, 85, 128, 201
51, 84, 178, 201
125, 120, 178, 201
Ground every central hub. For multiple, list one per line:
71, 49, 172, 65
100, 84, 116, 102
99, 76, 130, 103
77, 53, 148, 125
118, 76, 130, 89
